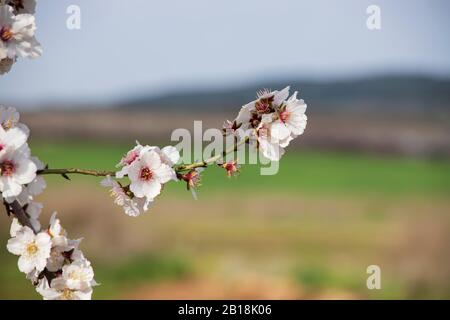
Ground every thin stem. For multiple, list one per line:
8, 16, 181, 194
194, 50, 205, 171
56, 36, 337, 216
36, 136, 250, 177
175, 136, 249, 171
3, 200, 37, 233
37, 168, 116, 177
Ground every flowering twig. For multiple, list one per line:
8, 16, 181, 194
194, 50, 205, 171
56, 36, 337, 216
35, 136, 250, 178
175, 136, 250, 172
2, 2, 309, 301
1, 0, 310, 300
37, 168, 116, 178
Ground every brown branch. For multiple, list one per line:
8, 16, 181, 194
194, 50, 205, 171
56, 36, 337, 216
37, 168, 116, 177
175, 136, 249, 172
4, 200, 37, 233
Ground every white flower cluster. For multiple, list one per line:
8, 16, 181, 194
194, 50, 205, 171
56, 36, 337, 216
102, 143, 180, 217
105, 87, 307, 215
234, 86, 307, 161
0, 0, 41, 75
8, 213, 97, 300
1, 106, 96, 300
0, 106, 39, 205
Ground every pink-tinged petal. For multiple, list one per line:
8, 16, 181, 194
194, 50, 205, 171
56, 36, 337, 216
287, 102, 307, 116
155, 164, 176, 183
13, 158, 37, 184
141, 150, 162, 170
129, 179, 146, 198
161, 146, 180, 165
259, 139, 284, 161
27, 176, 46, 195
140, 180, 162, 200
115, 165, 129, 179
270, 120, 290, 141
5, 127, 27, 149
126, 160, 142, 182
273, 86, 290, 107
235, 102, 254, 125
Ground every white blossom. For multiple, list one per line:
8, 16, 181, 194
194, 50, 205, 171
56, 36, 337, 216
0, 106, 30, 141
235, 86, 290, 130
48, 212, 67, 247
46, 213, 82, 272
116, 143, 179, 178
255, 119, 292, 161
279, 91, 307, 137
0, 105, 19, 129
6, 226, 51, 273
127, 148, 176, 202
62, 259, 96, 291
234, 86, 307, 161
0, 4, 42, 60
158, 145, 180, 166
9, 217, 21, 236
46, 238, 80, 272
0, 144, 37, 197
5, 156, 47, 204
46, 245, 67, 272
0, 125, 27, 155
101, 175, 151, 217
36, 278, 93, 300
117, 141, 142, 167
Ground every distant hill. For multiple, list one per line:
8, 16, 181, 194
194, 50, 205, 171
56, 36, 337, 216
119, 75, 450, 114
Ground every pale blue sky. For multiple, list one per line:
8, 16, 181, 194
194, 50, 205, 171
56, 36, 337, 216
1, 0, 449, 107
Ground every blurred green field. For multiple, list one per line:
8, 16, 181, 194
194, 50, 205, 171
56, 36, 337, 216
1, 141, 449, 299
30, 140, 450, 196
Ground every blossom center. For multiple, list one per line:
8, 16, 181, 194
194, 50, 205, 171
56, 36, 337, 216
0, 26, 13, 42
181, 170, 200, 188
26, 242, 38, 256
68, 271, 81, 281
0, 160, 15, 176
62, 288, 74, 300
139, 167, 153, 181
2, 118, 14, 129
255, 99, 271, 114
279, 110, 290, 123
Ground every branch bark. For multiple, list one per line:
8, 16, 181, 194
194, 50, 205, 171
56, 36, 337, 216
37, 168, 115, 177
3, 200, 37, 233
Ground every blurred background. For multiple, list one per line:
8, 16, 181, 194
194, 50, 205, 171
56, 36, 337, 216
0, 0, 449, 299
